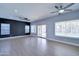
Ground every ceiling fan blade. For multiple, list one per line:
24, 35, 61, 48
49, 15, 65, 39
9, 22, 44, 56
60, 5, 63, 9
63, 3, 75, 9
51, 11, 58, 13
55, 6, 59, 9
64, 9, 73, 11
16, 15, 23, 19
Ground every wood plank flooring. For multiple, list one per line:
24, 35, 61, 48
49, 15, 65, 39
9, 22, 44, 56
0, 36, 79, 56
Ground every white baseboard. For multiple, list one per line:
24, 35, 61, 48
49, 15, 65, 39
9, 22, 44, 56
48, 38, 79, 47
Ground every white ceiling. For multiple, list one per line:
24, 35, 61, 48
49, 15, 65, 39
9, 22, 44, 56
0, 3, 79, 22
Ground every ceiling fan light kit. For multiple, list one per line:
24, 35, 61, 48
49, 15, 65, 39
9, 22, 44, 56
59, 9, 64, 13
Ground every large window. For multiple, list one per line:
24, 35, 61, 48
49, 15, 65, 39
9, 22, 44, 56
25, 25, 29, 33
1, 23, 10, 35
55, 20, 79, 38
31, 25, 36, 33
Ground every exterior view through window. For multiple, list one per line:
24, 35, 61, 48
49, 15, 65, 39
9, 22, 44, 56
55, 20, 79, 38
31, 25, 36, 33
25, 25, 29, 33
38, 25, 46, 38
1, 23, 10, 35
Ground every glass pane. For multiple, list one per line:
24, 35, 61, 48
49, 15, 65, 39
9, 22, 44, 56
1, 23, 10, 35
25, 25, 29, 33
37, 25, 46, 38
31, 25, 36, 33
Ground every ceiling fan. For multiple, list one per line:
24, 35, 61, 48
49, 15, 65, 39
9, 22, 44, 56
51, 3, 75, 15
16, 15, 30, 22
14, 9, 30, 22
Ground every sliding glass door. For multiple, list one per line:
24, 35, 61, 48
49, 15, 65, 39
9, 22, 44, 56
37, 25, 46, 38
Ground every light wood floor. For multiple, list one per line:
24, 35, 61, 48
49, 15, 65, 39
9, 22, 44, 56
0, 36, 79, 56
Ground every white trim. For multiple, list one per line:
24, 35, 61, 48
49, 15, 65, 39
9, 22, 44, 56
48, 38, 79, 47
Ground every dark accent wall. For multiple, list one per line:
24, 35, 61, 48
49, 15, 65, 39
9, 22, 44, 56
0, 18, 30, 38
0, 23, 1, 36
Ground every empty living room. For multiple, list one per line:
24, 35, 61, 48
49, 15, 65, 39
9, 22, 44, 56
0, 1, 79, 57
